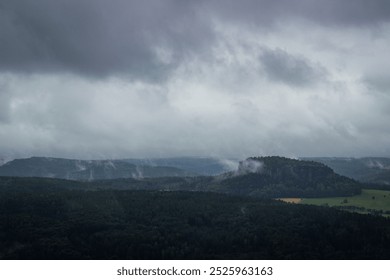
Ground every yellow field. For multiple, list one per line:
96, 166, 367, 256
277, 198, 302, 204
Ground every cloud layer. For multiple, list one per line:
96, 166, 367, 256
1, 0, 390, 159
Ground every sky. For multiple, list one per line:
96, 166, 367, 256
1, 0, 390, 160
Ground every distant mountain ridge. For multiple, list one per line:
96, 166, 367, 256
0, 156, 363, 198
0, 157, 195, 180
303, 157, 390, 185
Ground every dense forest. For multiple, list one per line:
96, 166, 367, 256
0, 156, 388, 260
1, 186, 390, 259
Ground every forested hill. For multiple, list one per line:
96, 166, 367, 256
214, 157, 362, 198
0, 157, 195, 180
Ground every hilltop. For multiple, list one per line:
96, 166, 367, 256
213, 156, 361, 198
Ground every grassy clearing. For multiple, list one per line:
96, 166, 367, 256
301, 189, 390, 215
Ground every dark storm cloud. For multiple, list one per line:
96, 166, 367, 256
259, 48, 327, 87
0, 0, 213, 79
1, 0, 390, 79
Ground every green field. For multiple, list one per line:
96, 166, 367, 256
301, 189, 390, 216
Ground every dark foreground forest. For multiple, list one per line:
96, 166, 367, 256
1, 186, 390, 259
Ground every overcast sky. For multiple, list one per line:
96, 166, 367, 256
1, 0, 390, 160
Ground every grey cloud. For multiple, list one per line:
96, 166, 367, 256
1, 0, 390, 79
259, 48, 327, 87
0, 0, 213, 79
208, 0, 390, 27
364, 75, 390, 94
0, 88, 10, 123
1, 0, 390, 160
1, 72, 390, 159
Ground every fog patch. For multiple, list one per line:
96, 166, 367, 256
132, 166, 144, 179
366, 160, 390, 170
236, 158, 264, 175
218, 159, 239, 172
